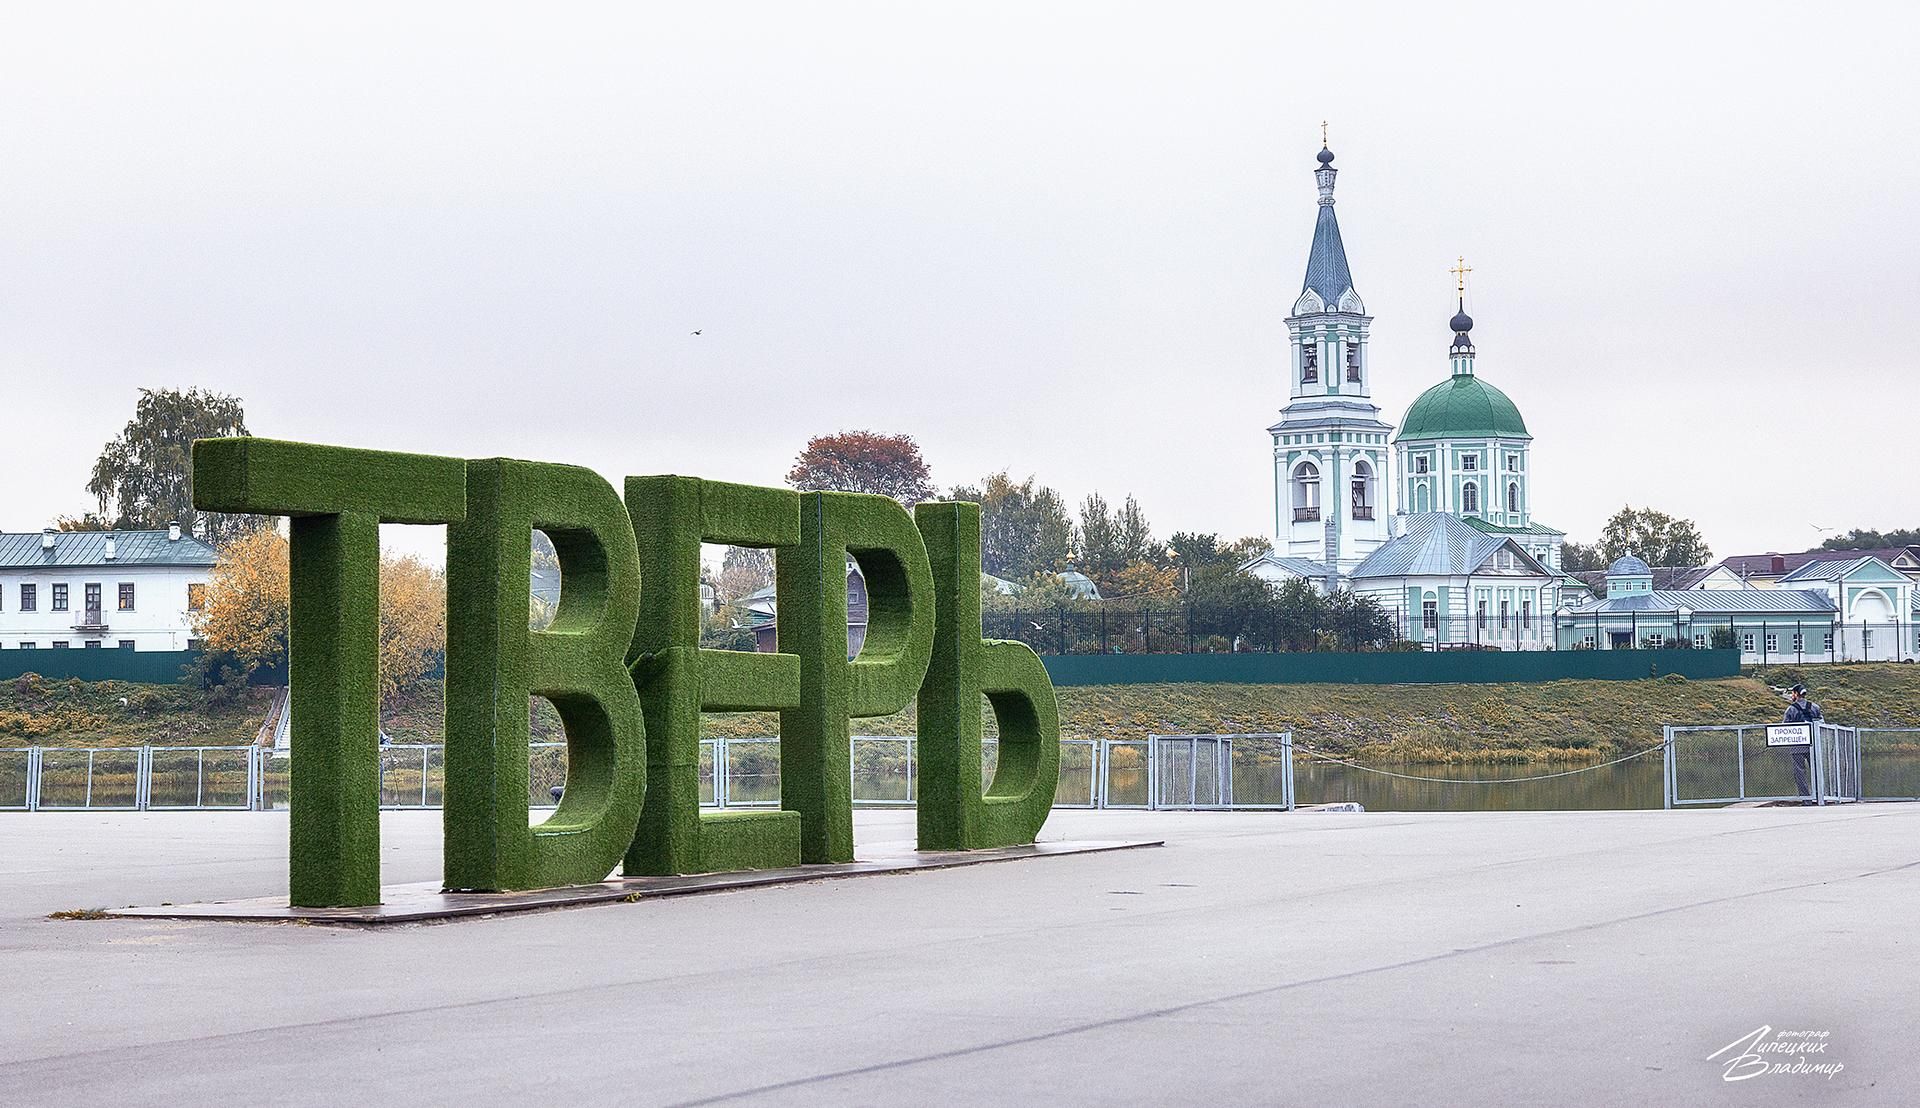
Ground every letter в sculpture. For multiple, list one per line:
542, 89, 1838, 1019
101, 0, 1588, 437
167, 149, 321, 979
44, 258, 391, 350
191, 437, 467, 908
778, 492, 934, 864
623, 476, 803, 874
442, 459, 647, 892
914, 500, 1060, 849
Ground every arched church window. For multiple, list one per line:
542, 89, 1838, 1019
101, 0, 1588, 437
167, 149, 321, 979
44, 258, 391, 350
1462, 482, 1479, 514
1301, 342, 1319, 384
1507, 482, 1520, 514
1345, 343, 1361, 382
1293, 462, 1320, 522
1351, 460, 1375, 520
1415, 484, 1431, 513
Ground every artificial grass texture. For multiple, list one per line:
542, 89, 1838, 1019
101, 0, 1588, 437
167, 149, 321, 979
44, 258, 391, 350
778, 492, 934, 863
915, 501, 1058, 850
623, 476, 801, 875
194, 437, 467, 907
442, 459, 647, 892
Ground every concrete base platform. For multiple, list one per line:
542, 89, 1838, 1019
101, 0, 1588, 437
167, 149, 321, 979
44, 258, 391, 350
105, 839, 1161, 924
4, 806, 1916, 1105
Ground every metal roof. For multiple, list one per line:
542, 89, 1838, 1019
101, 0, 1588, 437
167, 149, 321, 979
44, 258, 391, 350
1302, 202, 1357, 308
1716, 546, 1920, 577
1462, 517, 1567, 537
1776, 555, 1905, 583
1395, 374, 1531, 441
1351, 513, 1550, 579
1569, 588, 1835, 616
1608, 555, 1653, 576
1243, 554, 1336, 580
0, 530, 218, 569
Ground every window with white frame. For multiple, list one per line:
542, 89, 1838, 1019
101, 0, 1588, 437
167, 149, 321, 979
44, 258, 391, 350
1476, 599, 1487, 629
1765, 633, 1778, 654
1792, 632, 1803, 652
1302, 342, 1319, 383
1693, 634, 1707, 648
1345, 343, 1361, 382
1648, 633, 1664, 648
1413, 455, 1430, 474
1864, 629, 1874, 649
1499, 599, 1510, 629
1462, 455, 1478, 472
1742, 633, 1755, 652
1823, 632, 1834, 652
1462, 483, 1479, 514
1422, 599, 1438, 631
1522, 600, 1532, 629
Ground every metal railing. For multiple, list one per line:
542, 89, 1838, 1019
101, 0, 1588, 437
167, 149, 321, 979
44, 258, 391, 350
1, 734, 1291, 813
1662, 723, 1862, 808
1860, 728, 1920, 801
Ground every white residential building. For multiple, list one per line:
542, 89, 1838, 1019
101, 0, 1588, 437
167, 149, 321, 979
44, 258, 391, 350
0, 526, 217, 651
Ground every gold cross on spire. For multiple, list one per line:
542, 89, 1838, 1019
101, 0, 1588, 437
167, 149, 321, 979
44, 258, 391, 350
1451, 256, 1473, 295
1321, 120, 1328, 146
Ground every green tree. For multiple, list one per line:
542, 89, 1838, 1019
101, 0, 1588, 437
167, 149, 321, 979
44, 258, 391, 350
1075, 493, 1121, 581
87, 387, 262, 544
948, 472, 1073, 580
1560, 541, 1605, 573
1075, 493, 1162, 594
786, 430, 936, 503
1821, 527, 1920, 550
1597, 506, 1713, 567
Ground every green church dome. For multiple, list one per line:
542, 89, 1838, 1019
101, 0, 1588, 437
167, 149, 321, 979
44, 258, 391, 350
1396, 374, 1530, 441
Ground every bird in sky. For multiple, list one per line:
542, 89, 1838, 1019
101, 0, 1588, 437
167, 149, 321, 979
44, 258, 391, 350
691, 329, 702, 336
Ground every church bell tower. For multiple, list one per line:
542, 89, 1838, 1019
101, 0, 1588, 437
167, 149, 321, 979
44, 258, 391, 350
1266, 133, 1394, 581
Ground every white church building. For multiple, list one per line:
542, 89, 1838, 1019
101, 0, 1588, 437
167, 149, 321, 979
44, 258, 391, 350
1244, 140, 1569, 648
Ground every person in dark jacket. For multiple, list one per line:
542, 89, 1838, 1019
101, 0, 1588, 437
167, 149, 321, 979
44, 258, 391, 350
1783, 683, 1823, 797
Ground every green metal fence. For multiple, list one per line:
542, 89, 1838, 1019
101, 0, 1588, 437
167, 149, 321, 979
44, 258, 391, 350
1040, 648, 1742, 687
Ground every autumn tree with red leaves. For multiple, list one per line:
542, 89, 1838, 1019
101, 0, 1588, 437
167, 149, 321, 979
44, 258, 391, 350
786, 430, 937, 504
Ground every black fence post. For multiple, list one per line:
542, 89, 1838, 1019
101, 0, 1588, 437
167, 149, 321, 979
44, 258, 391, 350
1186, 602, 1195, 654
1058, 606, 1067, 656
1143, 607, 1153, 654
1100, 605, 1108, 654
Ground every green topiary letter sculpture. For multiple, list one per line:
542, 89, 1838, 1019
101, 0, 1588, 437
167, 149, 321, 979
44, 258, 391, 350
778, 492, 934, 863
442, 459, 648, 891
624, 476, 803, 874
914, 500, 1060, 850
192, 437, 467, 907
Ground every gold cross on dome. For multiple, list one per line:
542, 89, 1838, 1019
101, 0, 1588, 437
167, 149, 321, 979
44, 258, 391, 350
1321, 120, 1328, 145
1451, 256, 1473, 294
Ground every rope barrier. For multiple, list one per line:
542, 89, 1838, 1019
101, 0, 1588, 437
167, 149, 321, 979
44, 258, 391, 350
1292, 741, 1667, 786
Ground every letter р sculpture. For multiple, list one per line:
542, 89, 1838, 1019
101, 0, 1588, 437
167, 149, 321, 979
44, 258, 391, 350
192, 438, 1061, 908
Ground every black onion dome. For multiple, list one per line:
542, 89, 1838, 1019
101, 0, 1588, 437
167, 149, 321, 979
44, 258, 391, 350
1450, 308, 1473, 332
1317, 147, 1335, 165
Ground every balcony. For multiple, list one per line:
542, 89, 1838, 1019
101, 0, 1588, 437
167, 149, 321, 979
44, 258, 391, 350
1293, 507, 1321, 523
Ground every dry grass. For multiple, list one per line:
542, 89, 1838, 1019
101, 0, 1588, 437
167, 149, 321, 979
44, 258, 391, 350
11, 663, 1919, 767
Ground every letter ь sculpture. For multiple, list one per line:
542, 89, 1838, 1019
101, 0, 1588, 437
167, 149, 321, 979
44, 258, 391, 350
191, 438, 1062, 910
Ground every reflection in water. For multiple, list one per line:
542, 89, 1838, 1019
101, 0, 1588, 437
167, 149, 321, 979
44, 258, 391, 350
1292, 757, 1665, 812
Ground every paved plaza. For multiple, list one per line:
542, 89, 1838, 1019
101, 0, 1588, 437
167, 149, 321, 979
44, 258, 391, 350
1, 804, 1914, 1105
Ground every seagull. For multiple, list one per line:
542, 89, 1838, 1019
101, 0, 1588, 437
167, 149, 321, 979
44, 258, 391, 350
1810, 523, 1837, 534
691, 330, 702, 336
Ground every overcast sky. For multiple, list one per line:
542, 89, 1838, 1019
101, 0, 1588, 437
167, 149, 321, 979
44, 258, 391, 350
4, 2, 1916, 563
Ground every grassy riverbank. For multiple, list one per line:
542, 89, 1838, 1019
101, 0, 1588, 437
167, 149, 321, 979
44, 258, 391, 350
0, 674, 276, 748
8, 663, 1917, 764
